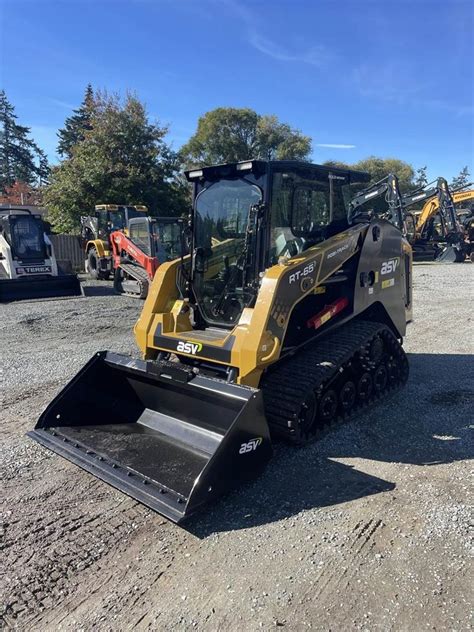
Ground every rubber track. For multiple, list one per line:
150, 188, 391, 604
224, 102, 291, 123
261, 320, 408, 443
117, 263, 149, 299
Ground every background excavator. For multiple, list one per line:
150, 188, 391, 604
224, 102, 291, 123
453, 189, 474, 261
0, 209, 82, 302
29, 160, 412, 524
111, 215, 186, 298
402, 178, 467, 262
81, 204, 148, 279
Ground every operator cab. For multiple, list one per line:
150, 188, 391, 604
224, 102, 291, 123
95, 204, 147, 238
0, 209, 48, 262
186, 160, 370, 328
128, 216, 186, 263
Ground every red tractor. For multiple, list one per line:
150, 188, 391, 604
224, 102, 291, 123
111, 216, 185, 298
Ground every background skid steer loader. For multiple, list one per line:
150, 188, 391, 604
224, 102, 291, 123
0, 209, 82, 302
111, 216, 186, 299
29, 160, 412, 524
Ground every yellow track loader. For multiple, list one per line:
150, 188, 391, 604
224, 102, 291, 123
29, 161, 412, 524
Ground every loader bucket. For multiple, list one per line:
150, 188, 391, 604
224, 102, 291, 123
435, 245, 461, 263
28, 352, 272, 523
0, 274, 82, 302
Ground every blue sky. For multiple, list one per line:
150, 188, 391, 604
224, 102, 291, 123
1, 0, 473, 180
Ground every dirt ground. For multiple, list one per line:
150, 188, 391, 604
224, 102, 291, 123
1, 264, 473, 631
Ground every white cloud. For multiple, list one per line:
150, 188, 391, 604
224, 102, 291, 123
221, 0, 333, 69
316, 143, 356, 149
248, 32, 333, 68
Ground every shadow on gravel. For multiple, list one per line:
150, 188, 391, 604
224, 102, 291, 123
82, 285, 117, 297
188, 353, 474, 537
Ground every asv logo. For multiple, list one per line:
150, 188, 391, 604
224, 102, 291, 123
381, 258, 399, 275
176, 340, 203, 355
239, 437, 263, 454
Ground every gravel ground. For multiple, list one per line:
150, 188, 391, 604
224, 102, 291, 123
1, 265, 473, 631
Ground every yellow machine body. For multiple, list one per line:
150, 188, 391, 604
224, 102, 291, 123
135, 224, 412, 388
415, 189, 474, 236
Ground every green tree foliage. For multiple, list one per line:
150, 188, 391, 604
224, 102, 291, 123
414, 165, 428, 189
0, 89, 49, 191
57, 84, 95, 158
351, 156, 415, 192
44, 92, 188, 233
180, 107, 311, 167
322, 160, 350, 170
451, 166, 471, 190
323, 156, 416, 191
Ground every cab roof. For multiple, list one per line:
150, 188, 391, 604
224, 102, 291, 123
185, 159, 370, 184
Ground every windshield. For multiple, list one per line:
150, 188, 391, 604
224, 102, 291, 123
269, 172, 350, 263
193, 178, 262, 326
109, 209, 127, 231
10, 216, 46, 260
153, 222, 183, 263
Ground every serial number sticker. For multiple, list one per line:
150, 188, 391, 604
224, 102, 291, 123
382, 278, 395, 289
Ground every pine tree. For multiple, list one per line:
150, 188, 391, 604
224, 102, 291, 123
57, 84, 95, 158
451, 166, 470, 190
0, 89, 48, 192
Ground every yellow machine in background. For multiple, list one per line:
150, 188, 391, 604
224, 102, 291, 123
31, 161, 412, 524
80, 204, 148, 279
402, 178, 467, 261
415, 188, 473, 236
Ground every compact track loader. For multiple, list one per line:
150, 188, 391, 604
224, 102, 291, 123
0, 209, 82, 302
29, 161, 412, 523
111, 216, 186, 298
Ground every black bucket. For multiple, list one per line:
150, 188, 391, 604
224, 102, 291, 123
28, 352, 272, 523
436, 245, 462, 263
0, 274, 82, 302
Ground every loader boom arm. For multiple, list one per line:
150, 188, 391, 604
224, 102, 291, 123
348, 173, 404, 229
111, 230, 159, 281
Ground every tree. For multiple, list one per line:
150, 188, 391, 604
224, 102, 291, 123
57, 84, 95, 158
322, 160, 350, 169
323, 156, 416, 192
351, 156, 415, 192
0, 180, 43, 205
0, 89, 49, 191
451, 166, 470, 190
414, 165, 428, 189
180, 107, 311, 167
44, 92, 188, 233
